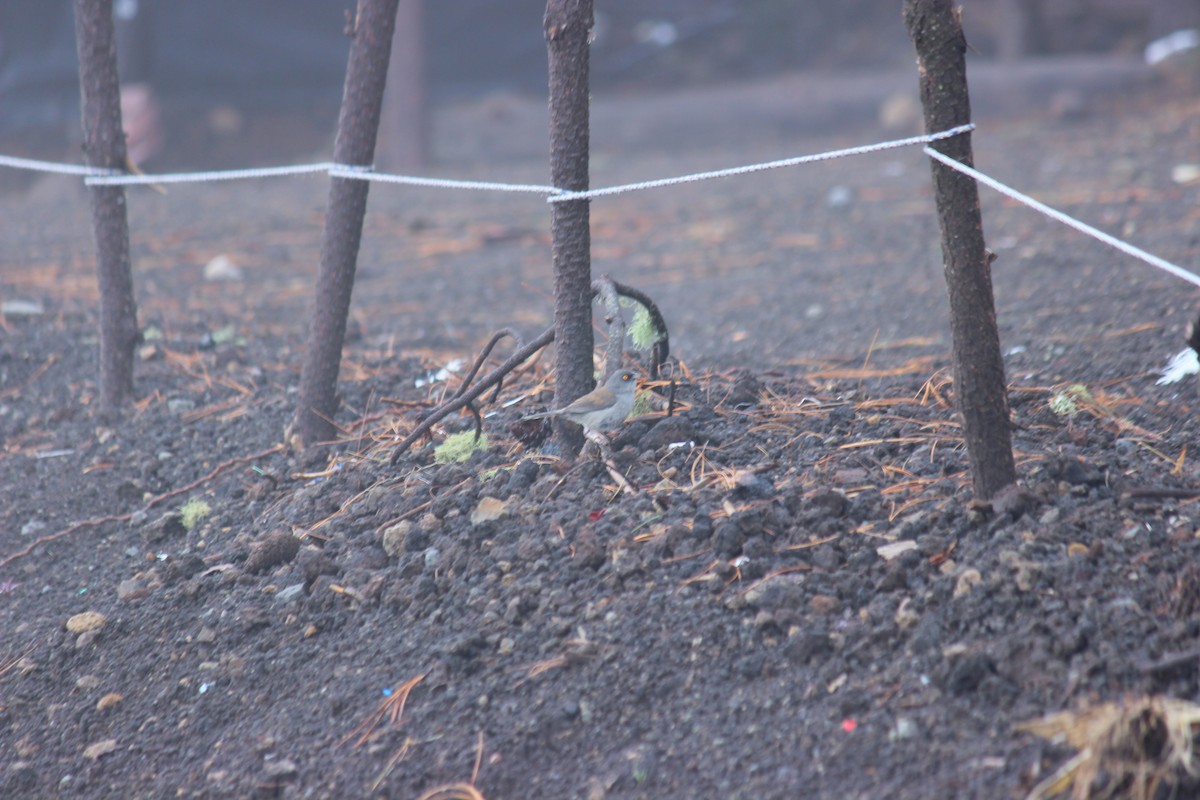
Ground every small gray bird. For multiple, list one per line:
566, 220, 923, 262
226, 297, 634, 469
524, 369, 638, 432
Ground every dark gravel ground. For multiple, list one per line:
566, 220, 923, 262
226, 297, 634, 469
3, 59, 1200, 799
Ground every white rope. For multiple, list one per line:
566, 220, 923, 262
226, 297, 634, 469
85, 161, 336, 185
923, 145, 1200, 290
328, 165, 561, 194
547, 124, 976, 202
0, 153, 114, 177
10, 125, 1194, 291
4, 124, 972, 195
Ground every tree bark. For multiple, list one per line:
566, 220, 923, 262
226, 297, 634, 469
545, 0, 595, 456
74, 0, 139, 413
291, 0, 400, 448
904, 0, 1016, 499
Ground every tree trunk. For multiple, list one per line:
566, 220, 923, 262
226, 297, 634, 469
545, 0, 595, 456
904, 0, 1016, 500
379, 0, 427, 170
291, 0, 400, 449
74, 0, 139, 414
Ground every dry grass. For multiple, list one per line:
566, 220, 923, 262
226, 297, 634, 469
1018, 696, 1200, 800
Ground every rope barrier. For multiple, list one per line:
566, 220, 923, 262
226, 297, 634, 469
0, 153, 117, 177
327, 165, 561, 195
4, 125, 975, 195
923, 146, 1200, 290
3, 122, 1195, 292
85, 162, 335, 186
547, 124, 975, 202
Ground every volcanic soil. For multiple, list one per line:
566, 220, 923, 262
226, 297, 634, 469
3, 63, 1200, 799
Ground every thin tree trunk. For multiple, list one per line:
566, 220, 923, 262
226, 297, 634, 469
545, 0, 595, 456
904, 0, 1016, 499
74, 0, 139, 413
379, 0, 427, 170
291, 0, 400, 449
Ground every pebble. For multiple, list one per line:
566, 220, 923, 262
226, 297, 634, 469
471, 497, 508, 525
117, 578, 148, 601
381, 520, 412, 558
263, 759, 298, 780
809, 594, 839, 615
952, 569, 983, 598
894, 598, 921, 630
244, 530, 301, 573
423, 547, 440, 569
274, 583, 305, 604
96, 693, 123, 711
889, 717, 919, 741
66, 611, 106, 633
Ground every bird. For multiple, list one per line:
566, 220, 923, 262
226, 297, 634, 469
523, 369, 638, 433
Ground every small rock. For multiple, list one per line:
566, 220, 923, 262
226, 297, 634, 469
142, 512, 186, 543
244, 530, 301, 573
263, 758, 298, 782
96, 693, 123, 711
423, 547, 440, 570
894, 597, 920, 630
953, 568, 983, 598
808, 489, 850, 517
876, 540, 918, 561
610, 547, 641, 578
809, 594, 839, 615
732, 471, 775, 500
296, 548, 338, 584
889, 717, 919, 741
381, 520, 413, 558
1038, 507, 1061, 525
504, 459, 540, 493
116, 578, 148, 601
274, 583, 305, 604
1013, 561, 1040, 593
712, 520, 744, 558
470, 497, 508, 525
66, 611, 106, 634
876, 561, 909, 592
573, 529, 605, 570
809, 545, 842, 571
83, 739, 118, 760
